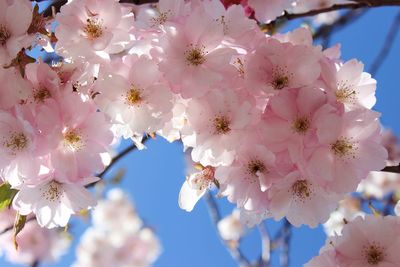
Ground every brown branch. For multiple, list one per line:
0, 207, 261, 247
369, 11, 400, 75
381, 164, 400, 173
0, 216, 36, 236
98, 136, 149, 179
277, 0, 400, 21
204, 192, 252, 267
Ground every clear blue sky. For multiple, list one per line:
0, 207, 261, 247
1, 4, 400, 267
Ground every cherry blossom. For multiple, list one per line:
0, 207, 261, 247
308, 215, 400, 267
13, 173, 98, 228
157, 7, 236, 98
55, 0, 135, 61
267, 170, 341, 227
181, 89, 256, 166
245, 37, 322, 95
0, 0, 33, 65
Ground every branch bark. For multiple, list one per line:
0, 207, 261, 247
381, 164, 400, 174
278, 0, 400, 21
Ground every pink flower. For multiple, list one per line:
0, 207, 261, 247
308, 106, 388, 192
35, 92, 113, 181
13, 172, 98, 229
134, 0, 188, 30
216, 138, 280, 211
179, 165, 215, 212
321, 58, 377, 110
261, 87, 327, 163
0, 67, 31, 110
23, 62, 63, 109
94, 55, 173, 144
0, 111, 42, 183
245, 37, 322, 95
332, 216, 400, 267
55, 0, 134, 60
199, 0, 261, 47
267, 170, 341, 227
181, 89, 256, 166
157, 7, 236, 98
0, 0, 33, 65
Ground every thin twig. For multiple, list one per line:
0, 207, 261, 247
369, 11, 400, 75
381, 164, 400, 173
0, 216, 36, 236
278, 1, 400, 21
98, 136, 149, 179
204, 192, 252, 267
279, 220, 291, 267
257, 223, 270, 267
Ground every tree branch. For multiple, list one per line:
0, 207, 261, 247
204, 192, 252, 267
369, 10, 400, 75
381, 164, 400, 173
0, 216, 36, 236
98, 136, 149, 179
277, 0, 400, 21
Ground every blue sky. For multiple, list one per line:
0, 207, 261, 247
1, 4, 400, 267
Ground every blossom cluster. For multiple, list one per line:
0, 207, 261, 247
0, 0, 388, 237
73, 189, 161, 267
0, 209, 70, 265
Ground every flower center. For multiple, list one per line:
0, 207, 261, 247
247, 159, 267, 176
63, 130, 84, 151
185, 46, 206, 66
190, 166, 215, 191
363, 243, 385, 265
0, 24, 10, 46
150, 10, 170, 27
41, 180, 63, 202
213, 115, 231, 135
125, 87, 142, 106
83, 18, 103, 40
34, 88, 52, 103
271, 66, 291, 90
292, 117, 310, 134
331, 138, 355, 157
4, 132, 28, 154
335, 82, 357, 103
272, 76, 289, 90
292, 180, 312, 201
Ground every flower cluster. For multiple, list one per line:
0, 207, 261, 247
73, 189, 161, 267
0, 209, 70, 265
0, 0, 388, 235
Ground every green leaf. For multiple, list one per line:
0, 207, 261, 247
13, 212, 27, 250
0, 183, 18, 211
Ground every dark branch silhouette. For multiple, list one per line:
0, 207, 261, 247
278, 1, 400, 21
381, 164, 400, 174
369, 11, 400, 75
